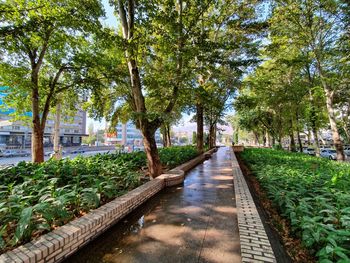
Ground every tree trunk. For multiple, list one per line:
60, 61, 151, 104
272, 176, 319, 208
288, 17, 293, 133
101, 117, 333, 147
307, 130, 311, 146
213, 126, 216, 147
290, 133, 296, 152
53, 102, 62, 160
162, 129, 167, 147
297, 132, 303, 152
31, 82, 45, 162
309, 90, 320, 155
295, 111, 303, 152
117, 0, 175, 177
161, 123, 172, 147
289, 119, 296, 152
319, 133, 326, 146
142, 128, 163, 178
262, 133, 266, 146
312, 128, 320, 156
253, 132, 259, 146
278, 136, 282, 148
196, 102, 204, 153
265, 129, 271, 147
166, 124, 171, 147
324, 88, 345, 160
316, 59, 344, 160
209, 124, 216, 149
32, 127, 44, 163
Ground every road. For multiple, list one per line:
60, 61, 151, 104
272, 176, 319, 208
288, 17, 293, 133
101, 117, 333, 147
0, 150, 113, 166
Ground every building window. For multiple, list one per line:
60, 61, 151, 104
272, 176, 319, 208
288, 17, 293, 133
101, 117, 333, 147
12, 126, 20, 130
74, 129, 79, 133
65, 129, 70, 133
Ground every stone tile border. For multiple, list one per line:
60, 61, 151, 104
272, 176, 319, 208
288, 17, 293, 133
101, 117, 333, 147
0, 149, 216, 263
231, 149, 277, 263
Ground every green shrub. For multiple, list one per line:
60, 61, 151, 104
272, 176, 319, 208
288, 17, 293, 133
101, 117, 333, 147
159, 146, 199, 169
240, 148, 350, 262
0, 145, 200, 252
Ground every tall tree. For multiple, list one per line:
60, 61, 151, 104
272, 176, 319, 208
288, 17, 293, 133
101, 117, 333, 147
0, 0, 104, 162
189, 0, 264, 152
110, 0, 186, 177
271, 0, 347, 160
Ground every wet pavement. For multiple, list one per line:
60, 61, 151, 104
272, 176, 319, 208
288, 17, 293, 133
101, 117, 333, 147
64, 147, 240, 263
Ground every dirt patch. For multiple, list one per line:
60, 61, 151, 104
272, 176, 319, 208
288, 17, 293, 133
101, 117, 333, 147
236, 153, 315, 263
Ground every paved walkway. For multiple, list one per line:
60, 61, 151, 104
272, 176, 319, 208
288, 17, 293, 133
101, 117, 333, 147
66, 147, 241, 263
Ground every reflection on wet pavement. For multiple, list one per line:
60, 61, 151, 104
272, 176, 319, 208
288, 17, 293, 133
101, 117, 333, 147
64, 147, 240, 263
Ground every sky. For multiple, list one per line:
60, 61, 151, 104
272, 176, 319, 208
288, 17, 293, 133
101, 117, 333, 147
101, 0, 118, 27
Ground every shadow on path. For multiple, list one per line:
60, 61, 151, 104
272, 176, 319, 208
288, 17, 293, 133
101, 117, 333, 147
64, 147, 240, 263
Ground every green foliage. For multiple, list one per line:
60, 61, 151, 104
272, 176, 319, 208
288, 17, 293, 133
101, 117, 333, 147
159, 146, 199, 169
241, 148, 350, 262
0, 154, 141, 252
0, 145, 199, 251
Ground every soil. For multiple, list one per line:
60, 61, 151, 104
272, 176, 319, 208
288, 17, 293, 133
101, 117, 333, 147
236, 153, 316, 263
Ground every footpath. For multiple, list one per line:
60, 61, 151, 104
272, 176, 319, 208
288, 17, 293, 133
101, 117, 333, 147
65, 147, 276, 263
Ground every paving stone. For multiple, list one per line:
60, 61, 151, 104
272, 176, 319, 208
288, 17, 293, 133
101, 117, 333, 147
231, 150, 277, 263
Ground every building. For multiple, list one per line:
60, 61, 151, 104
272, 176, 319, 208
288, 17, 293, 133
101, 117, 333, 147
0, 92, 87, 148
105, 121, 161, 146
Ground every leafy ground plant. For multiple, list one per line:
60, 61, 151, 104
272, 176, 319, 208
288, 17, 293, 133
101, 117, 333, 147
240, 148, 350, 262
0, 146, 199, 253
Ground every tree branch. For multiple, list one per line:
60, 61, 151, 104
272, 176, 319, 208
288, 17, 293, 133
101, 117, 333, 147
118, 0, 129, 39
127, 0, 134, 39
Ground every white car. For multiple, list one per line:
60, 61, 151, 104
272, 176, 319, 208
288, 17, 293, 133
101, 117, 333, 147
303, 148, 315, 156
343, 147, 350, 156
320, 149, 337, 160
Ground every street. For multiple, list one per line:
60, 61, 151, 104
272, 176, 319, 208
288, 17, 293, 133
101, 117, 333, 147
0, 150, 113, 166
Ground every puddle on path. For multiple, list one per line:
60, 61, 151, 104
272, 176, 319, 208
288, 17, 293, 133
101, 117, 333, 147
63, 188, 167, 263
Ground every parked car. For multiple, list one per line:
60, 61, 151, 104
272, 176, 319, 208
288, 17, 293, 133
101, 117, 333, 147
16, 150, 30, 157
45, 149, 67, 157
320, 149, 337, 160
2, 150, 18, 157
303, 148, 315, 156
70, 147, 85, 154
343, 147, 350, 156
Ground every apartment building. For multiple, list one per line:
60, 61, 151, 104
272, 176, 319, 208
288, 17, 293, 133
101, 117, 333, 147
0, 97, 87, 148
105, 121, 161, 146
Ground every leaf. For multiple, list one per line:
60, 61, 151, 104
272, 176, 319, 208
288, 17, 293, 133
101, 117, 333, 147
13, 206, 33, 244
334, 249, 349, 261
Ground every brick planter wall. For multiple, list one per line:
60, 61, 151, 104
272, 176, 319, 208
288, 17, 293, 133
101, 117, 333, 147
0, 149, 214, 263
233, 145, 244, 152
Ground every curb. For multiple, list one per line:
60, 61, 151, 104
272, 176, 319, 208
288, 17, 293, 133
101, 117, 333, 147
0, 149, 215, 263
231, 149, 277, 263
